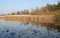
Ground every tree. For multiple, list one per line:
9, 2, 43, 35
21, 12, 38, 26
17, 11, 20, 15
21, 10, 29, 14
57, 2, 60, 10
11, 12, 15, 15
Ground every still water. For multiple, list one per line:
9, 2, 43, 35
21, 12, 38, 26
0, 20, 60, 38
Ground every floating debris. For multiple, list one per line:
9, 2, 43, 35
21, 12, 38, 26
10, 32, 15, 36
6, 30, 9, 32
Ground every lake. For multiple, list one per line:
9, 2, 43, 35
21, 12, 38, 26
0, 20, 60, 38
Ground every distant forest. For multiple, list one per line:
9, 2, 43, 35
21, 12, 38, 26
1, 2, 60, 15
5, 2, 59, 15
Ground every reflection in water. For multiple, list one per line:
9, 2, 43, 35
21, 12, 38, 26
0, 20, 60, 38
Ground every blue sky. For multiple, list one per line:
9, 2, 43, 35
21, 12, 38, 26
0, 0, 59, 14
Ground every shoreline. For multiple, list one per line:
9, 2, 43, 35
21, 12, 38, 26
0, 15, 60, 26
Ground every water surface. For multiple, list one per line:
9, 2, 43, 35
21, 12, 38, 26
0, 20, 60, 38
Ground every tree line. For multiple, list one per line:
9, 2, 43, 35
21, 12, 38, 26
1, 2, 59, 15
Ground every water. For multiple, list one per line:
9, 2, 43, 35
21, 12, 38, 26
0, 20, 60, 38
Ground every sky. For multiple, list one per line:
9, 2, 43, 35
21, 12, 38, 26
0, 0, 59, 14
